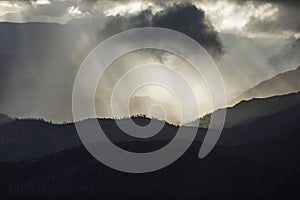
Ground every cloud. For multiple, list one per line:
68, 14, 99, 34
0, 0, 94, 23
0, 21, 101, 122
0, 0, 299, 123
1, 0, 299, 39
268, 37, 300, 69
244, 3, 300, 37
225, 0, 300, 37
101, 3, 224, 58
252, 0, 300, 6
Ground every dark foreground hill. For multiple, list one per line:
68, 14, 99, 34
0, 99, 299, 199
0, 123, 299, 199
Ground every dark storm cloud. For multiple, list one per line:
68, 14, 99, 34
101, 3, 224, 58
152, 4, 223, 57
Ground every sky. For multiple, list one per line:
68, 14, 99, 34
0, 0, 299, 124
0, 0, 299, 38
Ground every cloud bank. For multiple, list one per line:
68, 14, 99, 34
0, 0, 299, 124
101, 3, 223, 58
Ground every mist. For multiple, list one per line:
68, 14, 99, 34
0, 2, 299, 124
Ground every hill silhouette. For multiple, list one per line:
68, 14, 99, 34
231, 66, 300, 105
0, 92, 299, 161
0, 113, 14, 125
0, 104, 299, 199
194, 92, 300, 128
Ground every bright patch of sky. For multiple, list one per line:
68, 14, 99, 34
194, 1, 281, 38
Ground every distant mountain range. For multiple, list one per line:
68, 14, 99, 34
0, 91, 299, 161
195, 92, 300, 128
231, 66, 300, 105
0, 99, 299, 199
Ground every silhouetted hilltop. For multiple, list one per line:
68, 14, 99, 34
0, 108, 299, 199
0, 92, 300, 162
195, 92, 300, 128
0, 116, 180, 161
0, 113, 14, 125
232, 65, 300, 104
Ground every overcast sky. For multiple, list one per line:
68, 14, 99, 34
0, 0, 299, 38
0, 0, 299, 123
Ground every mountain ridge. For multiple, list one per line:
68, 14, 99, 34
0, 92, 299, 161
231, 65, 300, 105
0, 103, 299, 199
187, 91, 300, 128
2, 91, 300, 128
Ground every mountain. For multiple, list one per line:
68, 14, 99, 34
195, 92, 300, 128
1, 92, 300, 161
0, 92, 300, 198
195, 93, 300, 145
219, 99, 300, 145
0, 117, 179, 162
0, 119, 81, 161
0, 113, 14, 125
129, 96, 180, 125
231, 66, 300, 104
0, 104, 299, 199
